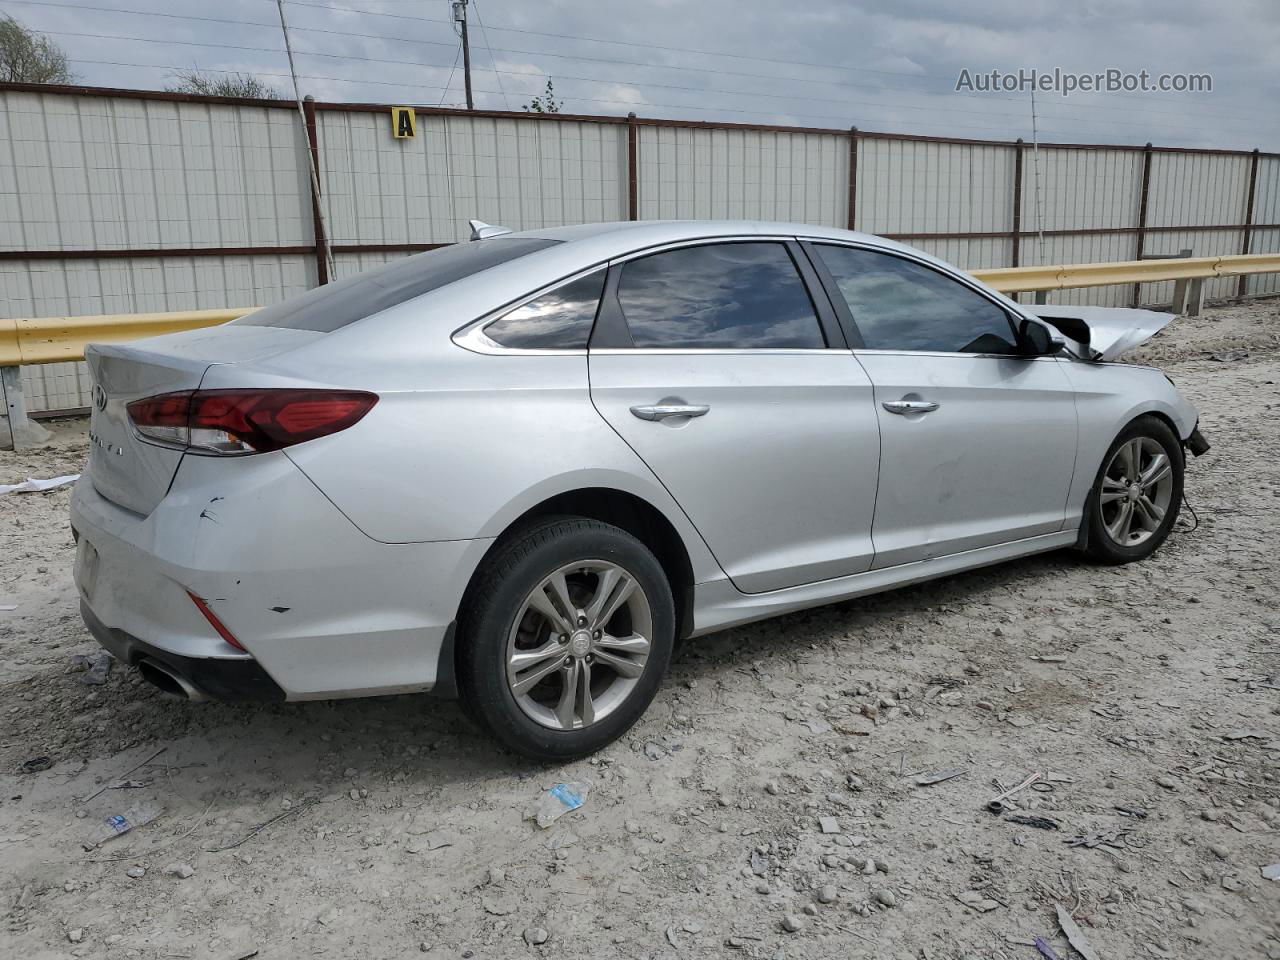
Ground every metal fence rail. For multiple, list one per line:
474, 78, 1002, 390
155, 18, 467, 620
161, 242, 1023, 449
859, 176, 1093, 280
4, 252, 1277, 449
3, 82, 1280, 416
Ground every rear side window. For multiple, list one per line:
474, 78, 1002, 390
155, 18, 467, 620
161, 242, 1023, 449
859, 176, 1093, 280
483, 270, 605, 349
616, 242, 826, 349
236, 238, 559, 333
813, 244, 1017, 354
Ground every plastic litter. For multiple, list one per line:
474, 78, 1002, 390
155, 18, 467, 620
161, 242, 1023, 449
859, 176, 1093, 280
82, 801, 163, 850
527, 781, 590, 828
1056, 904, 1103, 960
1262, 864, 1280, 881
1034, 936, 1062, 960
0, 475, 79, 495
19, 756, 54, 774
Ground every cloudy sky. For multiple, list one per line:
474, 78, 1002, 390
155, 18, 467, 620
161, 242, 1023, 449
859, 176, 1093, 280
7, 0, 1280, 150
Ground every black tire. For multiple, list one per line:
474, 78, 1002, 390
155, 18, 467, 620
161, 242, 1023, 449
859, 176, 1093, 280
1081, 415, 1184, 565
456, 516, 675, 761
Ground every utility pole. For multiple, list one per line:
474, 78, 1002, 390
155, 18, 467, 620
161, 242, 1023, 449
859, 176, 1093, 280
452, 0, 474, 110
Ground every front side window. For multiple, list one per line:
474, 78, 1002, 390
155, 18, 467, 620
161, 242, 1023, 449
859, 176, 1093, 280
616, 242, 826, 349
813, 244, 1018, 354
483, 271, 605, 349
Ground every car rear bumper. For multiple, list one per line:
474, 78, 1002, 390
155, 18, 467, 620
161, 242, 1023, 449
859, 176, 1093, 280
70, 451, 493, 701
80, 599, 286, 701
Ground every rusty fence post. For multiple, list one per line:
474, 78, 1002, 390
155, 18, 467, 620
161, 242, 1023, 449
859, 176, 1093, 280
303, 96, 330, 286
627, 112, 639, 222
846, 126, 858, 231
1010, 138, 1024, 302
1239, 148, 1260, 299
1131, 141, 1153, 307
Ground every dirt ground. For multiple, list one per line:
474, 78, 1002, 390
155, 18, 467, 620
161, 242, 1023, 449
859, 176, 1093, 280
2, 300, 1278, 960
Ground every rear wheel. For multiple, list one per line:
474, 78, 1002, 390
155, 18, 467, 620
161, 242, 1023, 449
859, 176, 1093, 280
456, 517, 675, 760
1082, 416, 1183, 564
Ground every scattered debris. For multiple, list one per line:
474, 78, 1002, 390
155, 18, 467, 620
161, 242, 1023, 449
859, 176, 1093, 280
1055, 904, 1103, 960
1007, 815, 1059, 831
78, 747, 168, 803
1113, 805, 1148, 819
163, 861, 196, 880
523, 926, 549, 946
1030, 655, 1069, 663
1065, 829, 1130, 850
405, 830, 453, 854
70, 651, 113, 685
915, 768, 966, 787
0, 474, 79, 495
818, 815, 840, 834
987, 771, 1041, 812
1221, 729, 1266, 741
82, 802, 164, 850
1034, 936, 1063, 960
527, 782, 590, 829
955, 890, 1000, 912
1261, 864, 1280, 882
0, 603, 16, 612
19, 755, 54, 774
210, 798, 315, 852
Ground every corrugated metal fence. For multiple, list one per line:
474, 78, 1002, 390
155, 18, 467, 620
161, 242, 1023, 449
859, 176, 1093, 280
3, 83, 1279, 412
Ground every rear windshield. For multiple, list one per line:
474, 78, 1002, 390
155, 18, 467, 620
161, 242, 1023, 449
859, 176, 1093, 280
235, 238, 559, 332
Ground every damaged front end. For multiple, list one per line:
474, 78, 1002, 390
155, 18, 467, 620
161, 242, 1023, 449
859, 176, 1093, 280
1030, 304, 1174, 363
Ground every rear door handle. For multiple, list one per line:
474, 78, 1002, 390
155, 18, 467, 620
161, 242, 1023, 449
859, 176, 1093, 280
882, 399, 940, 415
629, 403, 710, 421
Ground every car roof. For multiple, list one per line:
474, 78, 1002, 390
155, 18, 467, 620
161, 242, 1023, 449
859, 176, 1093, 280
513, 219, 925, 262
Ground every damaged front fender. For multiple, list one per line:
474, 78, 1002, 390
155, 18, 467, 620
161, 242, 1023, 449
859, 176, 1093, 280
1030, 304, 1174, 362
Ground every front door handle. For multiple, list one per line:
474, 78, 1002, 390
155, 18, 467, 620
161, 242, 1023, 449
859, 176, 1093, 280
630, 403, 711, 422
882, 399, 940, 415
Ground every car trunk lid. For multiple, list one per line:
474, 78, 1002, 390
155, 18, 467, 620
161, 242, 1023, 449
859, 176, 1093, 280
85, 326, 323, 515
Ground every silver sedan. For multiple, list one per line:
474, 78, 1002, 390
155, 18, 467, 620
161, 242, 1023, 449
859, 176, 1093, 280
71, 220, 1208, 759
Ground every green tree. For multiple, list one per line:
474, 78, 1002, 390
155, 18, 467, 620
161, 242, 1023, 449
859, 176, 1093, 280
167, 69, 282, 99
0, 15, 74, 84
523, 78, 563, 114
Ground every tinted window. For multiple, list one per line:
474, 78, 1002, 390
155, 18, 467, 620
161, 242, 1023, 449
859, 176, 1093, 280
616, 243, 825, 349
483, 271, 604, 349
814, 245, 1018, 354
236, 238, 558, 332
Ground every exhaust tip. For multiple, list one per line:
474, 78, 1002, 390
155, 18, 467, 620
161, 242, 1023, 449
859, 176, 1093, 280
138, 658, 207, 702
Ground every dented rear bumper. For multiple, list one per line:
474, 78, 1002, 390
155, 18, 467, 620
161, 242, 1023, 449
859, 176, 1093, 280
70, 451, 493, 701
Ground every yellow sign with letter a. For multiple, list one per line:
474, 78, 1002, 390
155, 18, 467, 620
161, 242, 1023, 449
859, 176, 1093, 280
391, 107, 417, 139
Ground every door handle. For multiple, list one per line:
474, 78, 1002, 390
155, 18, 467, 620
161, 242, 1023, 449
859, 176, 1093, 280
882, 399, 940, 415
629, 403, 710, 422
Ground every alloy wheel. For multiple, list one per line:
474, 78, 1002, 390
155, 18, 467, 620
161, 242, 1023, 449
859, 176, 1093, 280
1098, 436, 1175, 547
505, 560, 653, 730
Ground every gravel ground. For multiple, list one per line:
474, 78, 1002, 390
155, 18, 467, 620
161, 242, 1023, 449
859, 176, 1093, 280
2, 300, 1278, 960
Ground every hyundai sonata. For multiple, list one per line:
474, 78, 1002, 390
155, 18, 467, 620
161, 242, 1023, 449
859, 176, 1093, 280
71, 220, 1209, 759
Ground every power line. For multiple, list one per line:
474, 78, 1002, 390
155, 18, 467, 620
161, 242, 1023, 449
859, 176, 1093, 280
9, 0, 1260, 127
40, 29, 1278, 139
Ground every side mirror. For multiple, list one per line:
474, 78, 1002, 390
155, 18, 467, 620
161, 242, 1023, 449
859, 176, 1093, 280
1018, 318, 1065, 356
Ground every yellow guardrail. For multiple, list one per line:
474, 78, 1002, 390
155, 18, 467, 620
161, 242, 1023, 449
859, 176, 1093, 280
0, 307, 252, 365
973, 252, 1280, 293
2, 253, 1278, 366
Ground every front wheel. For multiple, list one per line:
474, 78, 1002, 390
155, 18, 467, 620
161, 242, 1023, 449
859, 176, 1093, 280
456, 517, 675, 760
1082, 416, 1184, 564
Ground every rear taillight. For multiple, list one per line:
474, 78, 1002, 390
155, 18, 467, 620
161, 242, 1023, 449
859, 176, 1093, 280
128, 389, 378, 455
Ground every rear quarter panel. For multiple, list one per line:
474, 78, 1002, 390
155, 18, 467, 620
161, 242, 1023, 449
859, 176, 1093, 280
199, 329, 725, 583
